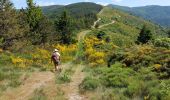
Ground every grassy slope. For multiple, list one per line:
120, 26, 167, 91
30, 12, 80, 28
109, 4, 170, 27
88, 7, 166, 47
80, 7, 170, 100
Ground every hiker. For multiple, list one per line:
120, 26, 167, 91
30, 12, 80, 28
51, 49, 61, 71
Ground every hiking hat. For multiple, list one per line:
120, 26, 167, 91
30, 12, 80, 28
54, 49, 59, 52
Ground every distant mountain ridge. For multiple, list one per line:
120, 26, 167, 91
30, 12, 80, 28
108, 4, 170, 27
42, 2, 103, 19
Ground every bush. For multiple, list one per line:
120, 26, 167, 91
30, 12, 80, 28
79, 77, 100, 92
154, 38, 170, 49
101, 64, 131, 88
56, 72, 71, 84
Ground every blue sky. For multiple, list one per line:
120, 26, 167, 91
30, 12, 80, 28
12, 0, 170, 9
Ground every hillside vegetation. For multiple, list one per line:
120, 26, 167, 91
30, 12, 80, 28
43, 2, 102, 18
79, 7, 170, 99
109, 4, 170, 27
0, 1, 170, 100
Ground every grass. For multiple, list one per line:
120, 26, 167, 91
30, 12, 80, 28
29, 88, 47, 100
80, 62, 170, 99
55, 63, 76, 84
0, 65, 23, 92
29, 86, 66, 100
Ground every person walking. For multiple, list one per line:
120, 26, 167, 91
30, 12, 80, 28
51, 49, 61, 71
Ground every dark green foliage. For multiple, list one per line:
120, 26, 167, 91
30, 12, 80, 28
42, 2, 102, 30
25, 0, 44, 44
137, 25, 153, 44
168, 30, 170, 38
0, 0, 25, 49
43, 2, 102, 18
36, 17, 54, 44
55, 10, 74, 44
96, 31, 106, 40
26, 0, 43, 31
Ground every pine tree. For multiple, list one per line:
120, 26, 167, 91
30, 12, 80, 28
0, 0, 23, 49
26, 0, 43, 31
25, 0, 45, 44
37, 16, 54, 45
55, 10, 74, 44
137, 25, 153, 44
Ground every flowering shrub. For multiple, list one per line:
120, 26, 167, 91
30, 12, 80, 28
153, 64, 162, 71
11, 56, 33, 68
32, 48, 51, 67
84, 36, 108, 66
53, 44, 77, 62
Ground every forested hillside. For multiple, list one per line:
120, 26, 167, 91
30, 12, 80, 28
41, 5, 64, 14
108, 4, 170, 27
0, 0, 170, 100
42, 2, 103, 30
42, 2, 103, 18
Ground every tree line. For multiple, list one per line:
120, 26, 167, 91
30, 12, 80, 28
0, 0, 99, 50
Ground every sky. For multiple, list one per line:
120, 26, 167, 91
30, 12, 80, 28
11, 0, 170, 9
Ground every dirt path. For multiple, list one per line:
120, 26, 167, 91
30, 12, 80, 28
98, 20, 115, 28
0, 72, 54, 100
62, 65, 86, 100
0, 9, 116, 100
77, 30, 91, 42
91, 18, 101, 29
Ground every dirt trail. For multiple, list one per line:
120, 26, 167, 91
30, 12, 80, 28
62, 65, 86, 100
91, 18, 101, 29
0, 72, 54, 100
0, 9, 116, 100
78, 30, 91, 42
98, 20, 115, 28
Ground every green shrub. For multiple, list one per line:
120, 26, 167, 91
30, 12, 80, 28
79, 77, 100, 92
154, 38, 170, 49
56, 72, 71, 84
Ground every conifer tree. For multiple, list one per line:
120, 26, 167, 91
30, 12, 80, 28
137, 25, 153, 44
0, 0, 23, 49
25, 0, 46, 44
55, 10, 74, 44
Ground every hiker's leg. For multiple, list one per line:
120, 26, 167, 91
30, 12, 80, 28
54, 63, 57, 71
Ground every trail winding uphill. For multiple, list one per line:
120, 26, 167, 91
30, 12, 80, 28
98, 20, 115, 28
0, 8, 116, 100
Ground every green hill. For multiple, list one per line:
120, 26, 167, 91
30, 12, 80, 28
108, 4, 170, 27
41, 2, 103, 30
42, 2, 103, 19
41, 5, 64, 14
88, 7, 166, 47
0, 1, 170, 100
